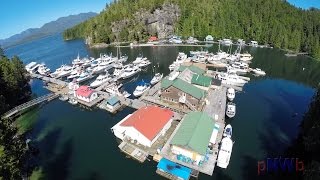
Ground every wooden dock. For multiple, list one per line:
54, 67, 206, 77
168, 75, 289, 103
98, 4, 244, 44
118, 141, 148, 163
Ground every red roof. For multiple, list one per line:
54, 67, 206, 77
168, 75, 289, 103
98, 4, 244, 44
76, 86, 94, 97
148, 36, 158, 41
121, 106, 173, 141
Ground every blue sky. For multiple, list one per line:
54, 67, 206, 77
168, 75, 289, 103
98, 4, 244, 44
0, 0, 319, 40
0, 0, 108, 39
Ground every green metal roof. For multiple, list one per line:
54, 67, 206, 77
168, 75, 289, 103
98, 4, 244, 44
191, 74, 212, 87
178, 65, 205, 75
170, 112, 214, 155
161, 78, 206, 99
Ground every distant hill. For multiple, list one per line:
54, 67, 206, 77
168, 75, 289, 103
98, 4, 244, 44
0, 12, 97, 48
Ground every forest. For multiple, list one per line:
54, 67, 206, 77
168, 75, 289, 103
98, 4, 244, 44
63, 0, 320, 59
0, 47, 32, 179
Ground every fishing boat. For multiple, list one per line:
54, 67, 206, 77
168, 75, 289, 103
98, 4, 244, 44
133, 81, 150, 97
76, 71, 92, 83
120, 65, 141, 79
252, 68, 266, 76
217, 136, 233, 168
69, 98, 78, 105
226, 102, 236, 118
138, 60, 151, 68
132, 55, 147, 64
227, 88, 235, 101
37, 64, 51, 75
90, 74, 110, 88
150, 73, 163, 85
223, 124, 232, 138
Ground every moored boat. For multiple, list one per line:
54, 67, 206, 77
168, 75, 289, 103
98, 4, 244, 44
227, 88, 235, 101
133, 81, 150, 97
226, 102, 236, 118
150, 73, 163, 85
217, 137, 233, 168
252, 68, 266, 76
223, 124, 232, 138
90, 74, 110, 88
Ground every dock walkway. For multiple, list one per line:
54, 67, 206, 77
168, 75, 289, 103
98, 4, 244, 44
118, 141, 148, 163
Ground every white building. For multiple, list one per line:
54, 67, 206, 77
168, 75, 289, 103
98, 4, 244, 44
111, 106, 174, 147
75, 86, 98, 103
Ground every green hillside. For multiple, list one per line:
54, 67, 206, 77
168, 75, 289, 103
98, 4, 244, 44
63, 0, 320, 59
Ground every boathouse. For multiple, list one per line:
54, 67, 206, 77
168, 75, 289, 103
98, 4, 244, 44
75, 86, 98, 103
111, 106, 174, 147
170, 112, 214, 166
160, 78, 206, 111
106, 96, 121, 111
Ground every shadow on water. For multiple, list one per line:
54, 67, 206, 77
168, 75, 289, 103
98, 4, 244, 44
35, 128, 73, 180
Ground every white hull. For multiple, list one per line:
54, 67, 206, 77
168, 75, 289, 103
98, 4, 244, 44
217, 137, 233, 168
133, 86, 150, 97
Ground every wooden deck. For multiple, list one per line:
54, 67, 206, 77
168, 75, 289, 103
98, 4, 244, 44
118, 141, 148, 163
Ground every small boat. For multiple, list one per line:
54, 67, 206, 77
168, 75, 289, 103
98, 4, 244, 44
76, 71, 92, 83
252, 68, 266, 76
90, 74, 110, 88
223, 124, 232, 138
227, 88, 235, 101
169, 62, 179, 71
150, 73, 163, 85
218, 73, 247, 86
69, 98, 78, 105
37, 64, 51, 75
133, 81, 150, 97
138, 60, 151, 68
176, 52, 188, 63
59, 94, 69, 101
217, 137, 233, 168
105, 83, 120, 95
226, 102, 236, 118
249, 41, 258, 47
132, 55, 147, 64
122, 90, 131, 98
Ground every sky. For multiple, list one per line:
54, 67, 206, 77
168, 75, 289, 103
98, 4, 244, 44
0, 0, 108, 39
0, 0, 319, 40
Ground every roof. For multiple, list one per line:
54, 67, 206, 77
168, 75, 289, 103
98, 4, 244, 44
107, 96, 119, 106
161, 78, 206, 99
178, 65, 205, 75
76, 86, 94, 97
178, 68, 195, 83
191, 74, 212, 87
149, 36, 158, 41
170, 112, 214, 155
157, 158, 191, 180
120, 106, 173, 141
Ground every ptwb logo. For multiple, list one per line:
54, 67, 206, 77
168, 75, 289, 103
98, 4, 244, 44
257, 157, 304, 175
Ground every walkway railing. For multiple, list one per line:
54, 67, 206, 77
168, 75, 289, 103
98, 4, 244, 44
2, 93, 58, 119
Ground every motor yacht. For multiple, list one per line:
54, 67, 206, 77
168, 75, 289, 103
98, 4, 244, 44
133, 81, 150, 97
218, 73, 247, 86
76, 71, 92, 83
132, 55, 147, 64
150, 73, 163, 85
252, 68, 266, 76
138, 60, 151, 68
120, 65, 141, 79
37, 64, 51, 75
90, 73, 111, 88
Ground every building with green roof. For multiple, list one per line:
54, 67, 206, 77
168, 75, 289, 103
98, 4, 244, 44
191, 74, 212, 87
178, 65, 205, 75
170, 112, 214, 165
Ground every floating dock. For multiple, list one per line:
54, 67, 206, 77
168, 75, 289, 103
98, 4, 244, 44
118, 141, 148, 163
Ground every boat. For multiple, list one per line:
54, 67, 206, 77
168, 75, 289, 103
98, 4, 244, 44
59, 94, 69, 101
192, 55, 206, 63
92, 64, 113, 74
218, 73, 247, 86
237, 39, 245, 46
76, 71, 92, 83
228, 64, 248, 74
226, 102, 236, 118
169, 62, 179, 71
25, 62, 37, 72
252, 68, 266, 76
120, 65, 141, 79
223, 124, 232, 138
227, 88, 235, 101
121, 90, 131, 98
221, 39, 233, 46
240, 53, 253, 61
168, 71, 179, 81
186, 36, 198, 44
69, 98, 78, 105
72, 53, 85, 65
133, 81, 150, 97
150, 73, 163, 85
249, 41, 258, 47
113, 67, 124, 77
37, 64, 51, 75
176, 52, 188, 63
50, 65, 72, 78
90, 74, 111, 88
217, 137, 233, 168
132, 55, 147, 64
138, 60, 151, 68
169, 36, 182, 44
105, 83, 120, 95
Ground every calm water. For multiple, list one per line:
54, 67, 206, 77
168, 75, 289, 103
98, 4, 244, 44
5, 33, 319, 180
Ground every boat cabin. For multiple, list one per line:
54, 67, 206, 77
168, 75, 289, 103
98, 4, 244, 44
75, 86, 98, 103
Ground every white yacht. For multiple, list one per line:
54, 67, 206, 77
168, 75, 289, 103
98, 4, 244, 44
169, 62, 180, 71
132, 55, 147, 64
92, 64, 112, 74
237, 39, 245, 46
221, 39, 233, 46
223, 124, 232, 138
250, 41, 258, 47
37, 64, 51, 75
72, 54, 85, 66
226, 102, 236, 118
76, 71, 92, 83
121, 90, 131, 98
252, 68, 266, 76
113, 67, 124, 77
50, 65, 72, 78
192, 55, 207, 63
121, 65, 141, 79
133, 81, 150, 97
90, 74, 111, 88
105, 83, 120, 95
69, 98, 78, 105
217, 51, 230, 59
176, 52, 188, 63
138, 60, 151, 68
227, 88, 235, 101
217, 136, 233, 168
169, 36, 182, 44
240, 53, 253, 61
168, 71, 179, 80
150, 73, 163, 85
218, 73, 247, 86
25, 62, 39, 73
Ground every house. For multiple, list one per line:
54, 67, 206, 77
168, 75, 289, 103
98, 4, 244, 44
111, 106, 174, 147
148, 36, 158, 42
160, 78, 206, 111
75, 86, 98, 103
170, 112, 214, 166
191, 74, 212, 89
106, 96, 121, 111
205, 35, 214, 42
